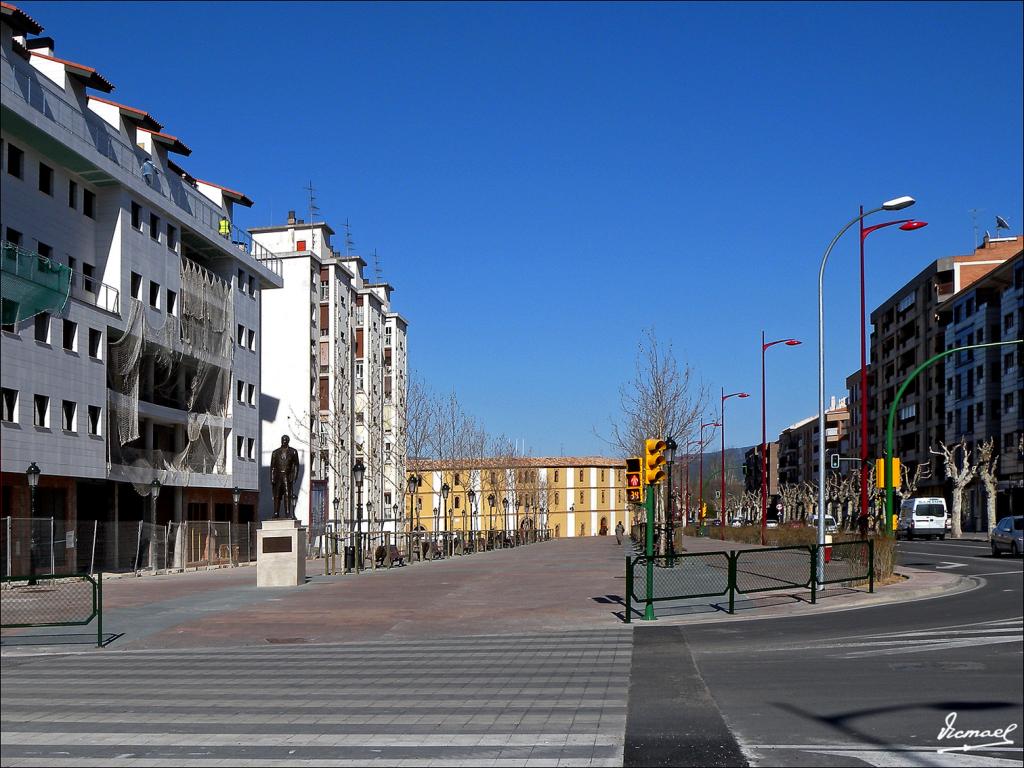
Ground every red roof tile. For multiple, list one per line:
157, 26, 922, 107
138, 127, 191, 156
1, 2, 43, 34
87, 95, 162, 131
30, 51, 114, 92
195, 178, 254, 207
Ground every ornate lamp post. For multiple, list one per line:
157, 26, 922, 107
441, 482, 450, 555
352, 458, 365, 574
502, 497, 510, 544
761, 334, 801, 544
720, 390, 750, 529
231, 485, 240, 523
467, 489, 476, 551
487, 493, 496, 542
330, 496, 340, 574
407, 474, 418, 559
26, 462, 41, 584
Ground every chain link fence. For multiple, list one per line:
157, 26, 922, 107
2, 518, 258, 577
627, 540, 873, 621
0, 572, 103, 647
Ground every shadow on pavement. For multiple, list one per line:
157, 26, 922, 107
1, 631, 123, 648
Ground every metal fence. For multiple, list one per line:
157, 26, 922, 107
0, 572, 103, 647
2, 518, 258, 577
626, 540, 873, 621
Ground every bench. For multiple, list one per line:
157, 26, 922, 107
374, 544, 406, 568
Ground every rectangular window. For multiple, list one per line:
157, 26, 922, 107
247, 383, 255, 406
149, 281, 160, 309
1006, 352, 1017, 374
88, 405, 101, 436
5, 227, 22, 246
248, 275, 256, 296
296, 239, 307, 251
237, 379, 245, 402
38, 162, 53, 195
33, 394, 49, 427
88, 328, 102, 359
166, 289, 177, 316
247, 328, 256, 351
1006, 313, 1016, 332
68, 180, 78, 209
1, 388, 17, 423
82, 263, 95, 293
0, 300, 16, 332
131, 201, 141, 230
1006, 392, 1016, 412
246, 438, 255, 461
61, 400, 76, 432
131, 272, 142, 299
83, 189, 95, 218
6, 143, 23, 178
236, 435, 245, 458
1005, 432, 1016, 450
167, 224, 177, 251
36, 241, 52, 260
62, 319, 77, 351
150, 213, 160, 241
67, 256, 77, 287
237, 324, 245, 345
34, 313, 50, 343
238, 269, 246, 293
355, 362, 364, 390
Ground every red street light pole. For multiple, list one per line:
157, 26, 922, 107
858, 212, 928, 528
699, 421, 720, 524
721, 389, 750, 529
761, 334, 801, 544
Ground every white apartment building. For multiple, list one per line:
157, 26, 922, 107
252, 215, 409, 536
0, 5, 283, 550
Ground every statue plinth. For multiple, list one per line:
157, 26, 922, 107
257, 518, 306, 587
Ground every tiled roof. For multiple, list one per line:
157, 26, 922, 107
1, 2, 43, 34
408, 456, 626, 471
138, 127, 191, 156
30, 51, 114, 92
87, 95, 162, 131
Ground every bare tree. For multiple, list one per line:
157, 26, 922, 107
601, 328, 707, 458
405, 371, 434, 462
930, 439, 979, 538
977, 438, 999, 533
895, 461, 932, 510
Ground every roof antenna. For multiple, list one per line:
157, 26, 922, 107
343, 219, 356, 255
969, 207, 984, 249
304, 180, 320, 251
372, 248, 383, 283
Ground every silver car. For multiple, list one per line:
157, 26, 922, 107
990, 515, 1023, 557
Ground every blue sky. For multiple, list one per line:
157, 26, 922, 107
22, 1, 1023, 456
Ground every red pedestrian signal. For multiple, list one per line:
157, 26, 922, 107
625, 457, 642, 503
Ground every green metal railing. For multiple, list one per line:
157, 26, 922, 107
625, 540, 873, 621
0, 572, 103, 647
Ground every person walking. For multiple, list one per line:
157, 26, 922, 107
615, 521, 624, 545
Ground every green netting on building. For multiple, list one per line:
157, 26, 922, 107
0, 241, 72, 324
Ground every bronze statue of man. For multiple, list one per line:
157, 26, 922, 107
270, 435, 299, 519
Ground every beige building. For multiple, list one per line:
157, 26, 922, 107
406, 457, 628, 538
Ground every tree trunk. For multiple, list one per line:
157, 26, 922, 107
950, 488, 963, 538
983, 477, 998, 533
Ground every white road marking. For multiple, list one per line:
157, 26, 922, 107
805, 748, 1023, 766
901, 551, 981, 560
936, 563, 968, 569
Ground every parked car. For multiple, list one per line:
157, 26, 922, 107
897, 497, 948, 540
766, 519, 779, 529
990, 515, 1023, 557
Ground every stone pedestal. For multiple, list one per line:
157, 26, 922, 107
257, 519, 306, 587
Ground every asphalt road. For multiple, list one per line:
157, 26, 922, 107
682, 537, 1024, 767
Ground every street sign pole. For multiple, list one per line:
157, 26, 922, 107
643, 484, 656, 621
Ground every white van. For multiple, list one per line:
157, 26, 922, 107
809, 515, 838, 534
898, 497, 948, 540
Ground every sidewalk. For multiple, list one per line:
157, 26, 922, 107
1, 534, 965, 654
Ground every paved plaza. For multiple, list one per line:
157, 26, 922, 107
0, 536, 967, 767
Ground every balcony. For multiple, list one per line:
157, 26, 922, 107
70, 273, 120, 315
1, 57, 282, 281
0, 240, 71, 323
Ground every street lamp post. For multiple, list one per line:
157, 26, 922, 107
857, 211, 928, 527
407, 474, 418, 560
720, 390, 750, 529
502, 497, 510, 545
26, 462, 41, 584
487, 493, 495, 545
817, 195, 916, 562
441, 482, 450, 556
699, 422, 720, 525
684, 440, 699, 524
761, 334, 801, 544
664, 437, 677, 556
352, 458, 365, 574
467, 489, 476, 552
515, 499, 522, 544
331, 496, 340, 574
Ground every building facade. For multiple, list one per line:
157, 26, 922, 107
776, 398, 850, 487
407, 457, 628, 538
0, 3, 283, 567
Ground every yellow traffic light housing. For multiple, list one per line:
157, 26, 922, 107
876, 457, 901, 488
625, 457, 642, 503
644, 438, 667, 485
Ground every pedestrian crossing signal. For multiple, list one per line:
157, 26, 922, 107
626, 457, 642, 503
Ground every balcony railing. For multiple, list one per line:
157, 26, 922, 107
70, 274, 120, 315
0, 240, 71, 323
2, 58, 281, 279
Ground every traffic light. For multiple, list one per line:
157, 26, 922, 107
830, 453, 841, 470
625, 457, 642, 503
876, 456, 901, 487
644, 438, 667, 485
